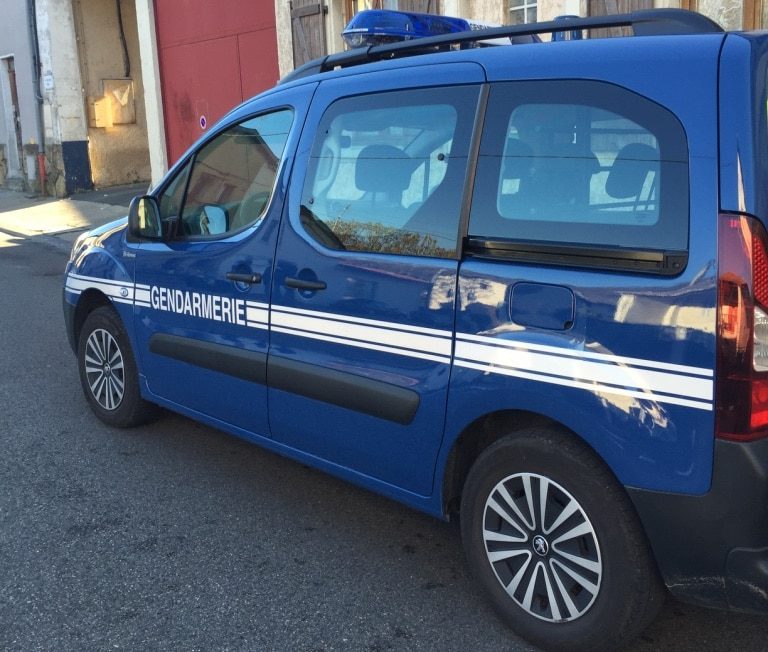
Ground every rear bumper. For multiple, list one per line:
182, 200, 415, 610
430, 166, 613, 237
725, 546, 768, 613
628, 438, 768, 613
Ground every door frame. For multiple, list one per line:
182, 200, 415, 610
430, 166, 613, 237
0, 56, 25, 180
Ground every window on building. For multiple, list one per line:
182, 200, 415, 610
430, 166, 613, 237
509, 0, 537, 25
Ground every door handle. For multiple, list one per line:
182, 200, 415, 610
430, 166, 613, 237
284, 276, 327, 291
226, 272, 262, 284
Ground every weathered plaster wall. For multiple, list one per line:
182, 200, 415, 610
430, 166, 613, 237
36, 0, 90, 195
275, 0, 295, 78
537, 0, 583, 21
697, 0, 743, 29
36, 0, 87, 144
327, 0, 347, 59
0, 0, 39, 188
466, 0, 506, 23
73, 0, 150, 187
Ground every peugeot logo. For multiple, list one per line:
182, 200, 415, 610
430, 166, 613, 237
533, 535, 549, 556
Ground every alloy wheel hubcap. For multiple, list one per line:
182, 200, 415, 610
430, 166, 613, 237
84, 328, 125, 411
482, 472, 602, 623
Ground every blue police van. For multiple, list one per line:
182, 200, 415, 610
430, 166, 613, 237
63, 9, 768, 650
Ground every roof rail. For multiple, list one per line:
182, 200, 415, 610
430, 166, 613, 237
280, 9, 723, 84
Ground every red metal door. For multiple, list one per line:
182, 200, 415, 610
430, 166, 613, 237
154, 1, 280, 164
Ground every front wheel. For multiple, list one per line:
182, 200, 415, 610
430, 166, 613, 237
460, 427, 663, 652
77, 306, 158, 427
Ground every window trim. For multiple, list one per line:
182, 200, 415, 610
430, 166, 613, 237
155, 106, 295, 243
298, 85, 481, 260
466, 79, 690, 276
464, 237, 688, 276
509, 0, 537, 25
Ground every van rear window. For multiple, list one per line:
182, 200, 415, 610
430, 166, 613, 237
469, 81, 689, 268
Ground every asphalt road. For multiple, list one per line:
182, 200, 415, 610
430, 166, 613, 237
1, 229, 767, 651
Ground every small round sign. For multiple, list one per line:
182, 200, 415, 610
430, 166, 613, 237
200, 115, 207, 130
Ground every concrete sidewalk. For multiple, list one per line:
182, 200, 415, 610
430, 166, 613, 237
0, 184, 144, 253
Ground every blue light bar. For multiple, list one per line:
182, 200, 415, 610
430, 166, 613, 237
551, 15, 584, 41
342, 10, 471, 49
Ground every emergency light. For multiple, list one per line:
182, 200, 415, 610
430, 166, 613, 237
551, 15, 584, 41
342, 10, 471, 48
341, 10, 544, 50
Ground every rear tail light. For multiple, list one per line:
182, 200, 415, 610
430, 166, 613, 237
717, 213, 768, 440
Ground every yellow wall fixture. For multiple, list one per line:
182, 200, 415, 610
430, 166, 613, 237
87, 79, 135, 128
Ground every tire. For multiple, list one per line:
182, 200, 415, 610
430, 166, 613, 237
460, 426, 664, 652
77, 306, 159, 428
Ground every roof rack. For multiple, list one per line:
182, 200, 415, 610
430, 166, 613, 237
280, 9, 723, 84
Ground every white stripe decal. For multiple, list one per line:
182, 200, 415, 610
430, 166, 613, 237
271, 325, 451, 364
135, 287, 151, 304
273, 304, 453, 339
454, 340, 712, 402
67, 273, 131, 288
271, 309, 452, 358
66, 277, 133, 301
454, 359, 712, 411
246, 305, 269, 325
456, 332, 712, 378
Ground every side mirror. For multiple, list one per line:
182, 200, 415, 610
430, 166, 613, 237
128, 195, 163, 240
200, 205, 228, 235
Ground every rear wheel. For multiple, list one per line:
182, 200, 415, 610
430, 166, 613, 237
460, 427, 663, 652
77, 306, 158, 427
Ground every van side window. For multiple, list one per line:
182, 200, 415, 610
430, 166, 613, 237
300, 86, 479, 258
158, 159, 191, 224
169, 109, 293, 238
469, 81, 689, 256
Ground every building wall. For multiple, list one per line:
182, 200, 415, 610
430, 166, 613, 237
0, 0, 40, 190
466, 0, 506, 22
275, 0, 295, 78
538, 0, 584, 21
72, 0, 151, 187
327, 0, 348, 57
696, 0, 744, 29
37, 0, 92, 195
135, 0, 166, 187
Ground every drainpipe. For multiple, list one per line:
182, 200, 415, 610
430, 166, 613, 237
26, 0, 47, 195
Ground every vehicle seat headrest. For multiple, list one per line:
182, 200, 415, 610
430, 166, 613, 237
355, 145, 415, 194
605, 143, 659, 199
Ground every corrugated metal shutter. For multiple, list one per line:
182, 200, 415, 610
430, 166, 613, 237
291, 1, 328, 68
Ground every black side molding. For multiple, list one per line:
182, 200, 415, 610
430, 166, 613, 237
149, 333, 267, 385
465, 237, 688, 276
269, 356, 420, 425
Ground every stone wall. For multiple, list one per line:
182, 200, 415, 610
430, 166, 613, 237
697, 0, 743, 29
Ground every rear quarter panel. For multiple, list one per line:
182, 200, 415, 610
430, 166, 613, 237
441, 35, 723, 495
